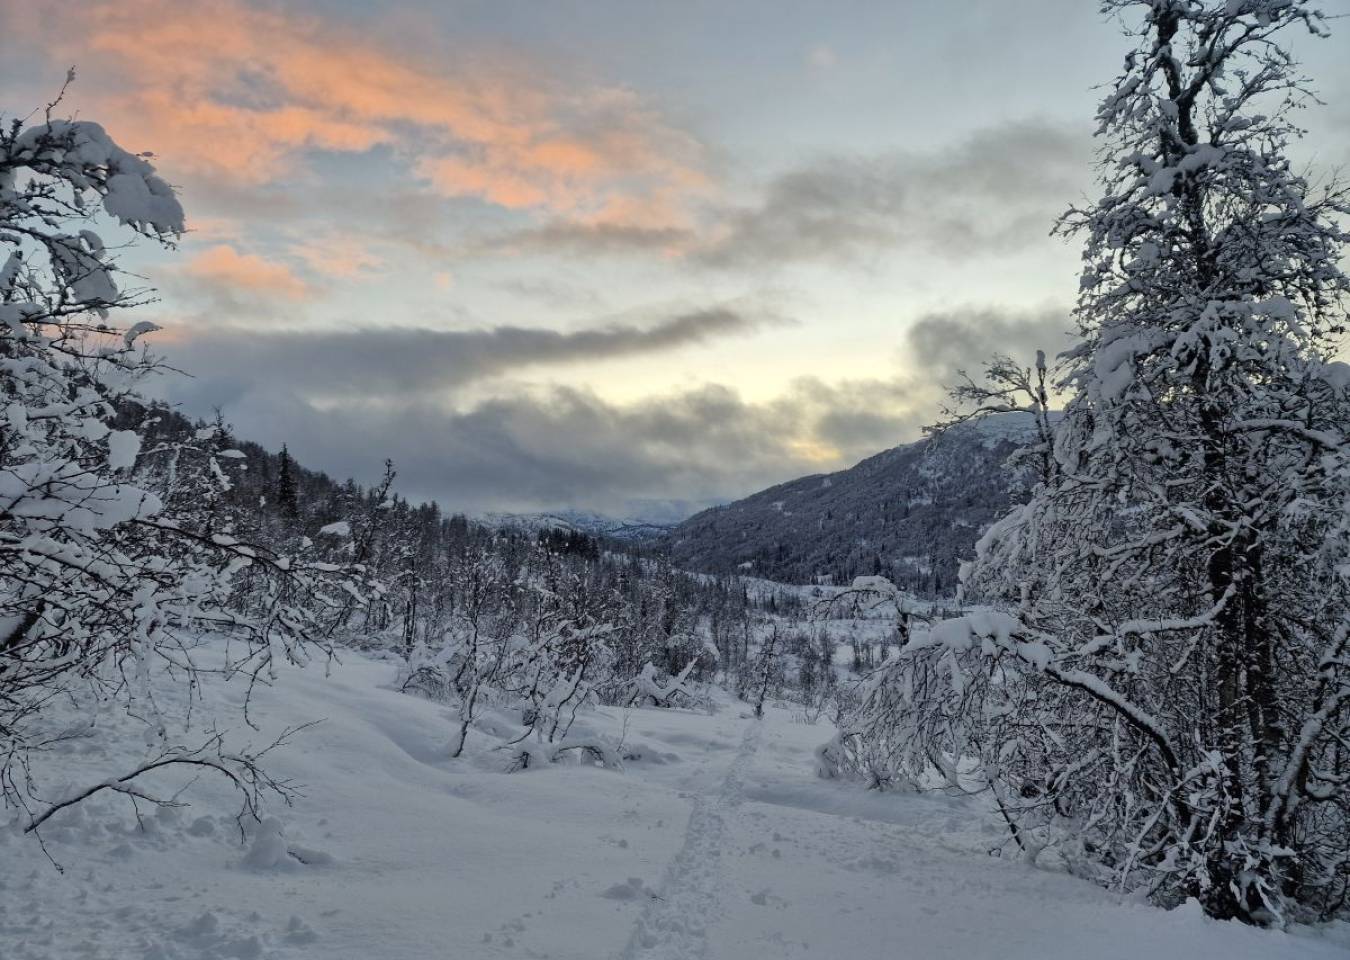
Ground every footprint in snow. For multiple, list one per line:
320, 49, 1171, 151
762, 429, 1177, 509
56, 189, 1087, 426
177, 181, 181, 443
601, 877, 658, 900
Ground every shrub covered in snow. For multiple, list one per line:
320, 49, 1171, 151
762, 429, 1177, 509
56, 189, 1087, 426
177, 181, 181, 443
0, 92, 372, 832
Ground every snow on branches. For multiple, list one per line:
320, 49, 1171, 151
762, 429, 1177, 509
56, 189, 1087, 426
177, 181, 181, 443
835, 0, 1350, 926
0, 99, 372, 833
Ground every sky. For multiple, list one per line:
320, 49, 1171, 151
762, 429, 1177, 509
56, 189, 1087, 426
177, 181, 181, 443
5, 0, 1350, 518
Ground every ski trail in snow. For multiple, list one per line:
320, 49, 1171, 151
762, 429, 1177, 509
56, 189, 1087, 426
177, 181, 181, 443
619, 718, 761, 960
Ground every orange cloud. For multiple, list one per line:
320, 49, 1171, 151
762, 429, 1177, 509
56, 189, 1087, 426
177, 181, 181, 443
14, 0, 707, 222
182, 244, 310, 301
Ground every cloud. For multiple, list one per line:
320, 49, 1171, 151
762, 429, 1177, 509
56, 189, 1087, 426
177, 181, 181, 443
474, 220, 692, 257
903, 305, 1075, 385
496, 277, 605, 310
806, 45, 838, 70
179, 244, 311, 302
11, 0, 707, 222
288, 233, 385, 280
693, 121, 1089, 268
476, 120, 1090, 267
158, 306, 776, 404
158, 375, 931, 516
140, 300, 1075, 515
147, 302, 1073, 515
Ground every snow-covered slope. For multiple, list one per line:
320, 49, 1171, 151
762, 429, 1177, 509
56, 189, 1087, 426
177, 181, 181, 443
3, 648, 1344, 959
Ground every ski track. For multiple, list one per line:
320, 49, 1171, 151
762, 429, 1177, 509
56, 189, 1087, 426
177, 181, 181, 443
619, 717, 762, 960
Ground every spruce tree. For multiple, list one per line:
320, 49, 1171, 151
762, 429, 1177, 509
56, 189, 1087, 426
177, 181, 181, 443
277, 444, 301, 520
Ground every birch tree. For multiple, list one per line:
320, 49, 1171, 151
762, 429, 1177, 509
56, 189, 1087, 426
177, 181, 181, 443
0, 96, 369, 829
836, 0, 1350, 924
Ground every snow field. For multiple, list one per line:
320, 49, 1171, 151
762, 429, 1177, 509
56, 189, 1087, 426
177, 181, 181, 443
2, 647, 1346, 959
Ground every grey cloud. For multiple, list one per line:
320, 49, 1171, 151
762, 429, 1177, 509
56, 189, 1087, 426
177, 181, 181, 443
695, 121, 1091, 268
496, 276, 606, 310
152, 303, 1068, 517
160, 306, 771, 403
476, 221, 691, 257
156, 371, 931, 517
185, 181, 308, 224
903, 305, 1075, 388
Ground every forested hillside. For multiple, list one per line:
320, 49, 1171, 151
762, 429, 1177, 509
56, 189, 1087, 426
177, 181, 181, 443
667, 417, 1037, 594
112, 400, 790, 711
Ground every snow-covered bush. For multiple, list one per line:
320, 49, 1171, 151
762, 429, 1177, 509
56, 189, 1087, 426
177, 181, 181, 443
0, 95, 370, 830
399, 539, 623, 758
836, 1, 1350, 925
620, 660, 703, 709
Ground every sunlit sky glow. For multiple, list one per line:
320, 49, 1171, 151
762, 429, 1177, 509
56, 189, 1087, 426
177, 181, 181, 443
5, 0, 1349, 516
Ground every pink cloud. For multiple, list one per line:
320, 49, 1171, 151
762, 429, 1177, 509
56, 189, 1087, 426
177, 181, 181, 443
288, 234, 385, 281
14, 0, 707, 223
182, 244, 310, 301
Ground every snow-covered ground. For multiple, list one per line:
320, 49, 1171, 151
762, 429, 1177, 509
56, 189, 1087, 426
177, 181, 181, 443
3, 648, 1346, 960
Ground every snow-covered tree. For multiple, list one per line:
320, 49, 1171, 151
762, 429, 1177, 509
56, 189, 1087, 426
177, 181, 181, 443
0, 95, 370, 830
509, 544, 616, 738
836, 0, 1350, 924
397, 540, 517, 756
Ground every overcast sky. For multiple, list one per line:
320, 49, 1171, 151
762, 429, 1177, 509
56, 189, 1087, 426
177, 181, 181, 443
5, 1, 1349, 516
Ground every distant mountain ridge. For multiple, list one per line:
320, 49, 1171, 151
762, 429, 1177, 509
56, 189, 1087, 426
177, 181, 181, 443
664, 414, 1046, 596
480, 497, 726, 542
481, 508, 678, 542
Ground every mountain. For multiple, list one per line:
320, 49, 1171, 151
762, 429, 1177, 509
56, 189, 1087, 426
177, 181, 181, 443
481, 498, 725, 542
480, 508, 678, 542
665, 414, 1046, 596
